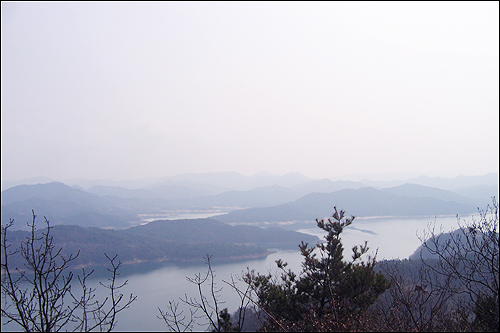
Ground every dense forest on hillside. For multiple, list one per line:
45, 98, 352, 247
1, 218, 319, 268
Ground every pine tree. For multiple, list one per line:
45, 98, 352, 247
244, 207, 389, 331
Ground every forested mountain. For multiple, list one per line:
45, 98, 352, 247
2, 218, 319, 269
127, 218, 318, 248
409, 227, 500, 261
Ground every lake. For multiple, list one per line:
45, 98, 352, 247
1, 214, 475, 331
298, 214, 465, 261
137, 209, 232, 224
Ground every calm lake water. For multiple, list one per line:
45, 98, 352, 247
298, 214, 466, 261
1, 214, 476, 331
137, 209, 232, 224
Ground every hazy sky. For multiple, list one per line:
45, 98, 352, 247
2, 2, 499, 182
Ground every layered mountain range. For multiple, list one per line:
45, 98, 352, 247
1, 172, 497, 268
1, 172, 497, 230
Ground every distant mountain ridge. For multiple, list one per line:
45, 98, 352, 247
381, 184, 476, 205
2, 173, 496, 230
163, 179, 367, 209
86, 183, 215, 200
359, 172, 498, 190
3, 171, 496, 193
406, 173, 498, 190
214, 187, 478, 224
1, 182, 139, 229
1, 171, 314, 192
169, 171, 312, 190
1, 182, 103, 207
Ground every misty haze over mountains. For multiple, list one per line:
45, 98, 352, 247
1, 171, 313, 192
2, 171, 498, 192
1, 172, 497, 230
0, 171, 498, 276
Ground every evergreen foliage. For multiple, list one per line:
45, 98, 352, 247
243, 207, 389, 331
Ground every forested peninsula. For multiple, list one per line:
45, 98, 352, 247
2, 218, 319, 269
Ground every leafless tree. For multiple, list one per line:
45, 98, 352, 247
159, 255, 253, 332
1, 211, 136, 332
418, 197, 499, 331
373, 259, 458, 332
158, 300, 196, 332
371, 198, 498, 332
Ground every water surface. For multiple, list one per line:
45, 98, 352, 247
2, 214, 475, 331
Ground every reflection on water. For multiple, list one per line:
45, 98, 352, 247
93, 250, 304, 331
1, 250, 303, 332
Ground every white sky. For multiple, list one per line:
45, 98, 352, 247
1, 2, 499, 181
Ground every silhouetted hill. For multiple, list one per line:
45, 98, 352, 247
214, 187, 478, 224
1, 183, 138, 229
404, 173, 498, 191
1, 182, 104, 206
161, 179, 366, 210
452, 184, 498, 205
86, 185, 158, 199
381, 184, 476, 205
291, 179, 365, 193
